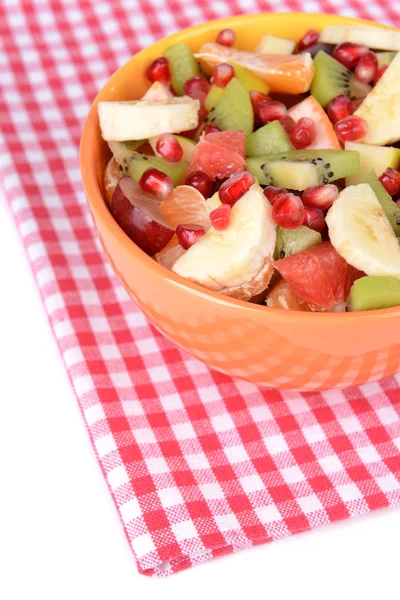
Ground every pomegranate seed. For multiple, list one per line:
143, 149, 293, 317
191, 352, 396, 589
263, 186, 288, 205
258, 100, 287, 125
250, 91, 271, 121
333, 43, 369, 69
327, 95, 352, 124
202, 123, 222, 135
185, 171, 213, 198
302, 184, 338, 210
350, 98, 364, 113
354, 51, 378, 84
298, 29, 319, 51
176, 224, 205, 249
210, 203, 231, 230
373, 65, 388, 85
280, 115, 296, 133
183, 75, 211, 98
303, 206, 325, 232
379, 168, 400, 196
146, 57, 171, 84
139, 168, 174, 201
272, 193, 305, 229
219, 171, 255, 206
334, 115, 368, 142
216, 28, 235, 47
155, 134, 183, 163
290, 117, 316, 149
211, 63, 235, 88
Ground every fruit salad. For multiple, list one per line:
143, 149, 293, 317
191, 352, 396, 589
98, 23, 400, 312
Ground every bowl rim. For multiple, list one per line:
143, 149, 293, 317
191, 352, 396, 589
80, 11, 400, 323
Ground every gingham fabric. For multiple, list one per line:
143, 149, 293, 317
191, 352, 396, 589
1, 0, 400, 578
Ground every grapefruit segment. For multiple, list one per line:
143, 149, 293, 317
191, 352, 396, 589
266, 279, 311, 311
160, 185, 211, 230
189, 140, 245, 180
288, 96, 340, 150
194, 43, 314, 94
203, 130, 246, 157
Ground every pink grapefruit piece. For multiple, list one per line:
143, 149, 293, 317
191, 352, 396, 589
288, 96, 341, 150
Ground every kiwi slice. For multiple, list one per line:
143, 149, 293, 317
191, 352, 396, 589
349, 276, 400, 311
274, 226, 322, 260
311, 51, 371, 108
363, 171, 400, 237
246, 149, 360, 189
108, 141, 188, 186
245, 121, 293, 157
164, 44, 199, 95
209, 78, 253, 136
204, 85, 224, 112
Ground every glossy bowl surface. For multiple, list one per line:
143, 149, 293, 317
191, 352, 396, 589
81, 12, 400, 390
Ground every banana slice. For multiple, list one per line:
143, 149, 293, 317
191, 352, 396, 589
354, 53, 400, 145
98, 96, 199, 141
326, 183, 400, 278
320, 25, 400, 51
172, 184, 276, 300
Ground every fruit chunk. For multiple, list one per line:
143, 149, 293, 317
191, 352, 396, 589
146, 57, 171, 84
211, 63, 235, 87
98, 96, 199, 141
298, 29, 320, 51
149, 134, 196, 162
245, 121, 293, 156
275, 242, 360, 310
111, 176, 174, 255
142, 81, 174, 102
208, 77, 253, 135
255, 35, 295, 55
274, 225, 322, 260
206, 192, 222, 212
204, 85, 224, 112
246, 149, 360, 189
354, 53, 400, 145
108, 141, 188, 186
216, 29, 235, 47
185, 170, 214, 198
104, 157, 121, 206
288, 96, 340, 150
139, 168, 173, 200
194, 43, 314, 94
160, 185, 211, 230
172, 184, 276, 300
155, 234, 186, 270
320, 25, 400, 51
310, 51, 371, 109
272, 193, 305, 229
266, 279, 311, 311
349, 276, 400, 311
164, 43, 200, 95
289, 118, 316, 149
188, 131, 246, 181
326, 183, 400, 278
225, 61, 269, 94
376, 51, 397, 68
362, 171, 400, 237
219, 171, 255, 206
345, 141, 400, 186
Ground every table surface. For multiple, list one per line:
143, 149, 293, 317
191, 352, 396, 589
1, 196, 399, 600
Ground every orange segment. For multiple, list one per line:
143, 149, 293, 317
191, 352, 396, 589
160, 185, 211, 230
155, 234, 185, 269
288, 96, 341, 150
103, 157, 121, 206
195, 43, 314, 94
266, 279, 311, 311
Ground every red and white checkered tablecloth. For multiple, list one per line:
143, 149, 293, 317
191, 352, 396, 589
1, 0, 400, 577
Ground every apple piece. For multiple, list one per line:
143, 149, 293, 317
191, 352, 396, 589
110, 176, 174, 255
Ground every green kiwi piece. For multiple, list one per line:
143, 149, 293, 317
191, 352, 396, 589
311, 51, 371, 108
274, 226, 322, 260
108, 141, 188, 186
363, 171, 400, 237
349, 276, 400, 311
246, 149, 360, 189
245, 121, 293, 157
165, 44, 199, 95
209, 78, 253, 136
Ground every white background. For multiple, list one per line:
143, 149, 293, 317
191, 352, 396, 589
1, 196, 399, 600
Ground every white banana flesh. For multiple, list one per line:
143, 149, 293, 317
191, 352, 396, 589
172, 184, 276, 300
320, 25, 400, 51
255, 35, 295, 55
354, 53, 400, 145
326, 183, 400, 278
98, 96, 199, 141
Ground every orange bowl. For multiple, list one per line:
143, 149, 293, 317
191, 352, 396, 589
80, 12, 400, 391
